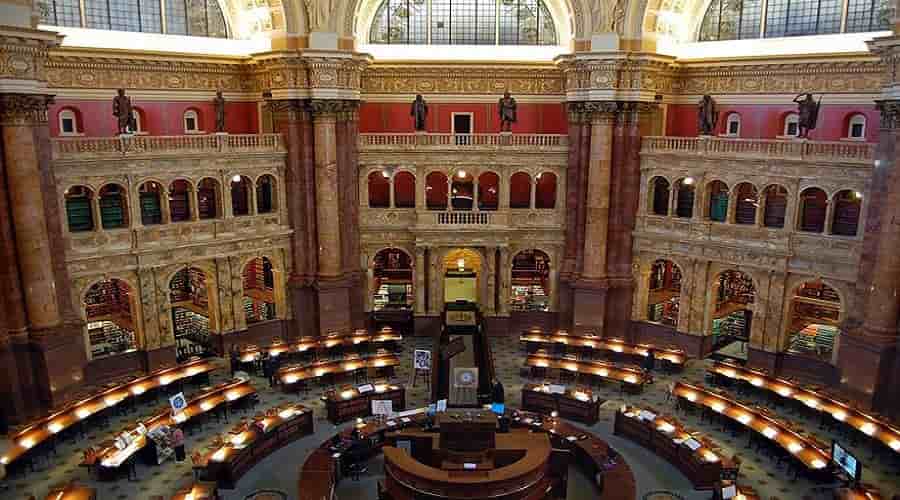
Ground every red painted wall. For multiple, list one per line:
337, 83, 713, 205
359, 102, 567, 134
665, 103, 879, 142
49, 100, 259, 137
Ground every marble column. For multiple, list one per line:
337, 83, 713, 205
484, 247, 496, 315
1, 93, 86, 409
572, 102, 618, 334
563, 103, 585, 278
311, 99, 352, 335
414, 247, 426, 316
498, 247, 511, 316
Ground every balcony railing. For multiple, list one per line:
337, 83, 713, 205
52, 133, 285, 160
435, 211, 492, 225
641, 136, 875, 165
359, 133, 568, 151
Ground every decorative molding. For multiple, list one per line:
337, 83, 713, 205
0, 27, 62, 87
0, 93, 53, 125
875, 100, 900, 129
361, 64, 565, 95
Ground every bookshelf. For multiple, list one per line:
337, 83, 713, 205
100, 187, 127, 229
735, 199, 757, 224
676, 188, 695, 217
788, 324, 837, 358
169, 187, 190, 222
140, 192, 162, 225
763, 189, 787, 228
85, 279, 136, 358
709, 193, 728, 222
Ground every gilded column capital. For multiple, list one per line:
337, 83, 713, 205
876, 100, 900, 129
584, 101, 621, 124
267, 99, 310, 122
309, 99, 347, 120
0, 93, 53, 126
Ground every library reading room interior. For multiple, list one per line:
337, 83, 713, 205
2, 0, 900, 498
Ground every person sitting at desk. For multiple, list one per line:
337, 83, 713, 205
491, 377, 505, 404
343, 430, 370, 478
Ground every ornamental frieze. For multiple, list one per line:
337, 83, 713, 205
362, 65, 564, 95
0, 28, 61, 84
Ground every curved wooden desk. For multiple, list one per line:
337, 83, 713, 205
524, 352, 647, 390
277, 354, 400, 386
383, 430, 552, 499
520, 329, 686, 367
44, 483, 96, 500
708, 361, 900, 455
1, 357, 215, 469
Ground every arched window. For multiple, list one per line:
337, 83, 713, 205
699, 0, 888, 40
478, 172, 499, 211
65, 186, 94, 232
451, 169, 474, 210
41, 0, 228, 37
138, 181, 163, 225
707, 180, 729, 222
783, 113, 800, 137
230, 175, 251, 216
648, 260, 681, 327
183, 109, 201, 133
99, 184, 129, 229
58, 108, 80, 136
734, 183, 759, 225
535, 172, 557, 209
787, 280, 841, 361
426, 172, 449, 210
369, 0, 557, 45
511, 250, 550, 311
762, 185, 788, 228
510, 172, 532, 209
256, 175, 276, 214
369, 171, 391, 208
799, 187, 828, 232
169, 179, 192, 222
85, 279, 137, 359
675, 178, 696, 218
131, 107, 146, 133
712, 270, 756, 348
650, 177, 670, 215
197, 178, 220, 219
244, 257, 276, 323
846, 114, 866, 139
725, 113, 741, 136
831, 190, 862, 236
394, 171, 416, 208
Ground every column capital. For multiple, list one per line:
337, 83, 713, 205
267, 99, 310, 122
0, 93, 53, 126
309, 99, 357, 120
876, 100, 900, 129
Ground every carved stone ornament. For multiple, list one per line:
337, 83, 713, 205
309, 99, 354, 117
0, 93, 53, 126
876, 100, 900, 130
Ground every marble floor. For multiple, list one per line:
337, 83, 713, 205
1, 335, 898, 500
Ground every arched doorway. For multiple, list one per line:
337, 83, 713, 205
787, 280, 841, 361
170, 267, 212, 359
511, 249, 550, 312
710, 270, 756, 360
443, 248, 482, 305
372, 248, 413, 311
84, 279, 137, 360
647, 260, 681, 327
243, 257, 276, 324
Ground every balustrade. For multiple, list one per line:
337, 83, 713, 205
358, 133, 568, 150
52, 133, 285, 160
642, 136, 874, 164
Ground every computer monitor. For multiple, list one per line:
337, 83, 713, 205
831, 440, 861, 482
490, 403, 505, 415
721, 484, 737, 499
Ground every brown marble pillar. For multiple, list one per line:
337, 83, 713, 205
572, 102, 618, 334
273, 100, 318, 339
338, 103, 365, 329
839, 100, 900, 414
1, 93, 86, 409
311, 99, 352, 335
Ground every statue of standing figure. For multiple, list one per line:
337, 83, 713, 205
214, 90, 226, 133
411, 94, 428, 132
498, 91, 517, 132
697, 95, 718, 136
112, 88, 135, 135
793, 93, 821, 138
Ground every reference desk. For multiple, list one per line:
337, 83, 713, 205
524, 352, 647, 392
708, 361, 900, 455
520, 329, 686, 367
511, 410, 636, 500
614, 405, 734, 489
324, 384, 405, 423
521, 384, 601, 425
170, 481, 220, 500
277, 354, 400, 387
1, 357, 216, 470
84, 378, 257, 480
673, 381, 831, 474
201, 403, 313, 488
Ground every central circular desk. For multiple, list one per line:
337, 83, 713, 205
298, 407, 636, 500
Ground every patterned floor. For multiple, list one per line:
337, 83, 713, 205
1, 335, 898, 500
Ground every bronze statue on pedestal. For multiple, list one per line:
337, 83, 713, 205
411, 94, 428, 132
214, 90, 226, 133
113, 88, 135, 135
793, 93, 821, 138
498, 91, 517, 132
697, 95, 718, 136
